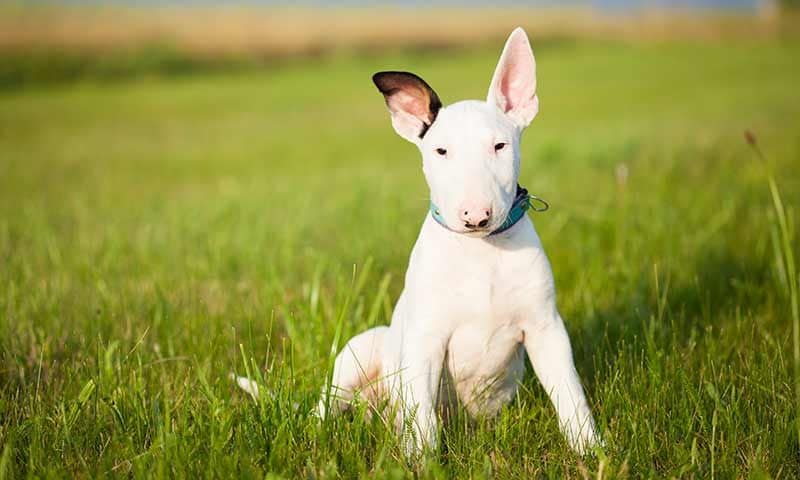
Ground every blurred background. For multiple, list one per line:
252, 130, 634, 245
0, 0, 796, 87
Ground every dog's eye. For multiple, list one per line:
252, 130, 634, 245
494, 142, 507, 152
435, 148, 447, 156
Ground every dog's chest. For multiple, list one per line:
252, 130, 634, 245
454, 251, 536, 322
410, 220, 551, 326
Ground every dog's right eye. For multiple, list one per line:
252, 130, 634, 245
435, 148, 447, 156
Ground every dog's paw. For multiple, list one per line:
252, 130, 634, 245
566, 424, 604, 456
400, 417, 438, 460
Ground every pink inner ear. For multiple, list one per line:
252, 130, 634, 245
389, 89, 430, 122
498, 39, 536, 113
392, 90, 429, 121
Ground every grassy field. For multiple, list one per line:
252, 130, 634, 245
1, 36, 799, 477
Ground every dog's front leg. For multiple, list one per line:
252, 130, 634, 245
395, 333, 447, 456
523, 305, 600, 454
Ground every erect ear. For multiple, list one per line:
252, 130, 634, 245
487, 27, 539, 129
373, 71, 442, 144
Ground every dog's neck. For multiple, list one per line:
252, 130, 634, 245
428, 184, 548, 236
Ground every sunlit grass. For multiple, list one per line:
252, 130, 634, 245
0, 38, 798, 477
746, 129, 800, 454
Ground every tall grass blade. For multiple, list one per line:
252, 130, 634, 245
745, 130, 800, 448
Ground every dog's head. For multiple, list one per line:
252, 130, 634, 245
373, 28, 538, 237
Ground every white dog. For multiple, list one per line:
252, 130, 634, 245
317, 28, 600, 456
239, 27, 599, 456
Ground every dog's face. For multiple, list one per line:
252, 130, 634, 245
373, 28, 539, 237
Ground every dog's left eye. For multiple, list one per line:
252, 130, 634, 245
494, 142, 507, 151
435, 148, 447, 156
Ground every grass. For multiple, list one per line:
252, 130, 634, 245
0, 37, 799, 477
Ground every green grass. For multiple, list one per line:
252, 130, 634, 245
1, 39, 799, 477
0, 45, 259, 90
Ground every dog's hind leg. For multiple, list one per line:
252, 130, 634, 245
317, 326, 388, 419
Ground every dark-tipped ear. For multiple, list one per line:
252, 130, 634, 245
373, 71, 442, 144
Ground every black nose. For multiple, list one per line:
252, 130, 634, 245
464, 218, 491, 229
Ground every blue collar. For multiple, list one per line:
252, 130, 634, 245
429, 185, 549, 236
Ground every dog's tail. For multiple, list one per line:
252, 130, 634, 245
230, 373, 261, 400
230, 374, 307, 412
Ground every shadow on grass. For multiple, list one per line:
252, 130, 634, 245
574, 240, 771, 386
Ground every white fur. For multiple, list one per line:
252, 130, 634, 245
317, 28, 600, 456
